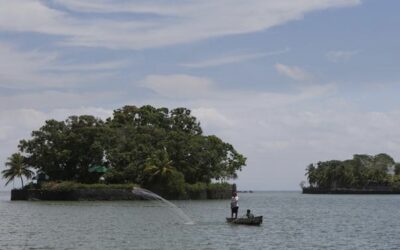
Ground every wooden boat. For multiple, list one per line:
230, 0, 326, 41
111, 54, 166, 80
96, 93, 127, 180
226, 216, 263, 226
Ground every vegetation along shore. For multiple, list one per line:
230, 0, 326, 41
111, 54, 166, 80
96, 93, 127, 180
2, 105, 246, 200
303, 153, 400, 194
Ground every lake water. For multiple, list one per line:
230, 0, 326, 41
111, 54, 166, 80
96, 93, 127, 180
1, 191, 400, 249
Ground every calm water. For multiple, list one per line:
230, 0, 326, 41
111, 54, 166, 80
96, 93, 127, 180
1, 191, 400, 249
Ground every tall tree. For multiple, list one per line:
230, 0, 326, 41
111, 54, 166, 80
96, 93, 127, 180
2, 153, 34, 188
305, 164, 317, 187
19, 119, 68, 181
19, 116, 106, 183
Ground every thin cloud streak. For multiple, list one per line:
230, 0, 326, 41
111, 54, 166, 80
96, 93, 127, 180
0, 42, 123, 89
47, 60, 130, 72
52, 0, 191, 15
326, 50, 359, 62
181, 48, 290, 68
275, 63, 313, 81
140, 74, 213, 99
0, 91, 123, 110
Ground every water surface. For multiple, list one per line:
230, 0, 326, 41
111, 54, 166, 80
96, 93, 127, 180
1, 191, 400, 249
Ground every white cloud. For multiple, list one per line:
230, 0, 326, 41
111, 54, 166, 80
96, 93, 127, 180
0, 107, 112, 146
192, 107, 234, 131
326, 50, 359, 62
0, 42, 123, 89
47, 107, 113, 121
0, 42, 56, 87
275, 63, 313, 81
141, 74, 214, 99
238, 107, 400, 189
0, 91, 122, 110
181, 48, 290, 68
0, 0, 361, 49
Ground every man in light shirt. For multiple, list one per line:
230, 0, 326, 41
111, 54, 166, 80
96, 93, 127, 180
230, 192, 239, 219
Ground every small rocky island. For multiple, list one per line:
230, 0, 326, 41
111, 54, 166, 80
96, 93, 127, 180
3, 105, 246, 201
302, 153, 400, 194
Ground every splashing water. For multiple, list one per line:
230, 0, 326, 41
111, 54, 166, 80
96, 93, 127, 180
132, 187, 194, 225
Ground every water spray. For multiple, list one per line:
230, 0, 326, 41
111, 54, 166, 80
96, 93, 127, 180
132, 187, 194, 225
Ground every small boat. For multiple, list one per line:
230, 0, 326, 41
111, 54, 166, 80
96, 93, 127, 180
226, 216, 263, 226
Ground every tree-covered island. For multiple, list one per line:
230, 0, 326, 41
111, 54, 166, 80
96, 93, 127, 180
3, 105, 246, 200
303, 153, 400, 194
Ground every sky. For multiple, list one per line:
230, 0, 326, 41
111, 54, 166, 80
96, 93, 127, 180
1, 0, 400, 190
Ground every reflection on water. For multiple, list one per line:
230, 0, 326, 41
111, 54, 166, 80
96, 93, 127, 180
1, 191, 400, 249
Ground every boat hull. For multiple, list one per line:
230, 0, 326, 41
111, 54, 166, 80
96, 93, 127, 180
226, 216, 263, 226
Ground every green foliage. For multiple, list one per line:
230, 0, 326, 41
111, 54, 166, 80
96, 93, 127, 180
185, 182, 231, 199
163, 170, 186, 198
395, 163, 400, 175
18, 116, 107, 183
143, 150, 176, 183
22, 182, 37, 190
40, 181, 137, 191
389, 175, 400, 190
2, 153, 34, 188
305, 153, 398, 189
206, 182, 232, 191
141, 151, 186, 198
103, 105, 246, 185
185, 182, 231, 193
103, 169, 127, 184
185, 182, 208, 193
13, 105, 246, 190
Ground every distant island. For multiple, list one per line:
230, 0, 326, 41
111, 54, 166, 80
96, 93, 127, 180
3, 105, 246, 200
302, 153, 400, 194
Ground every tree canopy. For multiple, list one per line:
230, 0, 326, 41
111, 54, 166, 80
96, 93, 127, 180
305, 153, 398, 189
14, 105, 246, 189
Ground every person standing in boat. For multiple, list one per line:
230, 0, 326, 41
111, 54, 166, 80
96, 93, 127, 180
231, 192, 239, 219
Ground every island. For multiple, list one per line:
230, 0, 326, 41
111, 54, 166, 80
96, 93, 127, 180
302, 153, 400, 194
3, 105, 246, 200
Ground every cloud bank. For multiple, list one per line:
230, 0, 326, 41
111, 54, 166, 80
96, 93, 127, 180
0, 0, 361, 49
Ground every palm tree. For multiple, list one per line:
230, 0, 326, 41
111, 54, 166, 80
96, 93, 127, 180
305, 164, 317, 187
143, 150, 187, 198
2, 153, 34, 188
143, 150, 176, 182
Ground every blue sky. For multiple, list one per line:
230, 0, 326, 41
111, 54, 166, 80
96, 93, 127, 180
1, 0, 400, 190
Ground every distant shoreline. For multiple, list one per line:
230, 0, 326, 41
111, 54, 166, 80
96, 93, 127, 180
237, 190, 254, 193
302, 187, 400, 194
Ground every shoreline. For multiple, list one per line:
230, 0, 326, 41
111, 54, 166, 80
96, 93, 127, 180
302, 187, 400, 194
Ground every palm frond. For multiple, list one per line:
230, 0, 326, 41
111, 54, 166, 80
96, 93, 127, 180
2, 153, 33, 187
